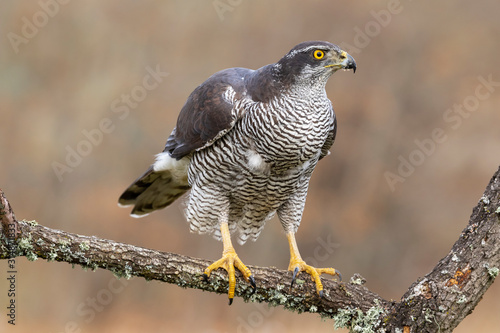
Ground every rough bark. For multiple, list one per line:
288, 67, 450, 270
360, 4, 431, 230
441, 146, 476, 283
0, 166, 499, 332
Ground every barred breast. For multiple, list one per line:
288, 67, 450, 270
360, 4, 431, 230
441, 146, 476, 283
185, 87, 335, 244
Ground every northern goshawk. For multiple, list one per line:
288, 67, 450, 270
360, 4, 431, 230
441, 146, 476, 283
119, 41, 356, 304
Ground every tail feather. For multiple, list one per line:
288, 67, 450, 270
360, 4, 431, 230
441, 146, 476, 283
118, 162, 190, 217
118, 167, 158, 206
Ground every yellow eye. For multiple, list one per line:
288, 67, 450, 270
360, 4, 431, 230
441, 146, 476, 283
313, 50, 325, 59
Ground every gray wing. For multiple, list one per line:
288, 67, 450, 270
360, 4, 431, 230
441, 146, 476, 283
165, 67, 253, 159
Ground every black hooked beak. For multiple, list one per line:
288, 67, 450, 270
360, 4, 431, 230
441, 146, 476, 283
344, 53, 357, 74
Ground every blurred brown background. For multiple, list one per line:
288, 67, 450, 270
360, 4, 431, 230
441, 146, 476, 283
1, 1, 499, 332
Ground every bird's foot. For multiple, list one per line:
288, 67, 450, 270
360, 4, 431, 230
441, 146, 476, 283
203, 248, 256, 305
288, 259, 341, 297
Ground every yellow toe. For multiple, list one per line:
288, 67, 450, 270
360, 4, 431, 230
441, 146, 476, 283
204, 248, 255, 303
288, 259, 340, 295
287, 231, 340, 296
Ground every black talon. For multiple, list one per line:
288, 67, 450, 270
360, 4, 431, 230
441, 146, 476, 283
319, 290, 324, 298
337, 271, 342, 282
249, 275, 257, 295
290, 267, 299, 289
228, 298, 233, 306
202, 273, 209, 282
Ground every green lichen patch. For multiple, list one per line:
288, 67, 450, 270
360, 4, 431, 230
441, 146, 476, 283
79, 261, 99, 272
269, 289, 287, 305
17, 236, 33, 251
79, 241, 90, 251
424, 308, 434, 323
47, 249, 58, 262
333, 299, 386, 332
17, 235, 38, 261
487, 267, 499, 279
350, 274, 367, 285
483, 263, 499, 279
112, 263, 133, 280
294, 278, 305, 285
480, 196, 490, 205
57, 239, 71, 248
333, 308, 355, 329
26, 251, 38, 261
276, 284, 285, 291
23, 219, 38, 226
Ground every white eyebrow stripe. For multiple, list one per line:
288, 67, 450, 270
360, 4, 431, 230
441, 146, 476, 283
285, 44, 335, 58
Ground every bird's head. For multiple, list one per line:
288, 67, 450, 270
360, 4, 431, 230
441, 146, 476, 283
275, 41, 356, 86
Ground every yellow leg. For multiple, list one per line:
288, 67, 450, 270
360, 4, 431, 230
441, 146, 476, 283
203, 221, 256, 305
287, 231, 341, 297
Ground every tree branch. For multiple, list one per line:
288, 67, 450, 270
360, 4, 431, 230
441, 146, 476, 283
1, 166, 499, 332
